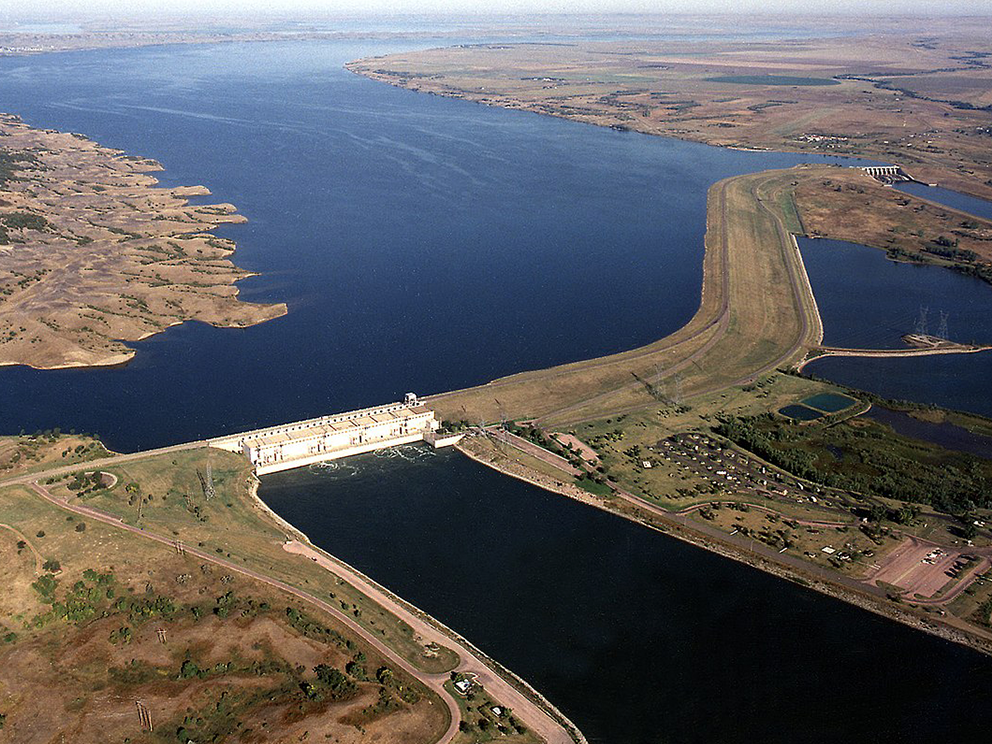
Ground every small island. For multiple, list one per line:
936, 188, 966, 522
0, 114, 286, 369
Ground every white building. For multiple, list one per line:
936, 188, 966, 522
210, 395, 444, 474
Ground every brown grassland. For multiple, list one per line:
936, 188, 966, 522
347, 31, 992, 200
793, 168, 992, 264
0, 479, 448, 744
0, 115, 286, 370
41, 445, 461, 675
0, 430, 111, 477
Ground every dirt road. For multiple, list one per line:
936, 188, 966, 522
22, 480, 579, 744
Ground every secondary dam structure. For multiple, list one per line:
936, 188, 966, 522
209, 394, 462, 475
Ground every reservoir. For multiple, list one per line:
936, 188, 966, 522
259, 447, 992, 744
0, 39, 865, 451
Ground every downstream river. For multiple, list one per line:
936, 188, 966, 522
5, 37, 992, 744
259, 447, 992, 744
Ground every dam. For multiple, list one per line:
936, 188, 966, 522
209, 394, 463, 475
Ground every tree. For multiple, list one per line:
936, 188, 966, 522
868, 504, 886, 524
375, 666, 394, 685
314, 665, 356, 699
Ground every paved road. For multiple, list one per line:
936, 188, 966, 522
499, 431, 580, 476
0, 440, 205, 488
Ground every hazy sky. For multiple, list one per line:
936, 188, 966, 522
4, 0, 991, 19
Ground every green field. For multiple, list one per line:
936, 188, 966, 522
718, 411, 992, 516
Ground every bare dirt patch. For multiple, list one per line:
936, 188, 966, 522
870, 537, 968, 597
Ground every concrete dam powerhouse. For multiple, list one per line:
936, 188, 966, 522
209, 394, 463, 475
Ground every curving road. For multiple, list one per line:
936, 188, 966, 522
20, 479, 579, 744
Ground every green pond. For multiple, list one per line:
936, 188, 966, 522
802, 393, 857, 413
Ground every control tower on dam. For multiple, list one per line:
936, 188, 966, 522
209, 394, 463, 475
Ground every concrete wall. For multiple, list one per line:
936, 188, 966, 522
251, 432, 429, 475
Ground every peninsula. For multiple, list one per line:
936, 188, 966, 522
0, 114, 286, 369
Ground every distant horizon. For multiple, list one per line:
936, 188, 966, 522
2, 2, 991, 24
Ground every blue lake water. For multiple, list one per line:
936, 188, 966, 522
0, 40, 862, 451
800, 237, 992, 415
259, 448, 992, 744
799, 237, 992, 349
896, 182, 992, 222
809, 352, 992, 418
864, 406, 992, 459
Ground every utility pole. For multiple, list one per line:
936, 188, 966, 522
914, 305, 929, 336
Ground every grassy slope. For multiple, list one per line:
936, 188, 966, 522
42, 446, 460, 675
431, 167, 818, 427
0, 483, 449, 744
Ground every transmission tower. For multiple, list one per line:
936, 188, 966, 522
673, 373, 685, 406
914, 305, 929, 336
936, 311, 949, 341
197, 455, 215, 501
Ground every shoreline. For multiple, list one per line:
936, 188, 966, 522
455, 437, 992, 659
0, 114, 288, 371
343, 45, 992, 205
247, 471, 587, 744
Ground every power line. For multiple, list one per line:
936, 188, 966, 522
937, 311, 949, 341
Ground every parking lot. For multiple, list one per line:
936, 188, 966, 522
869, 537, 974, 598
